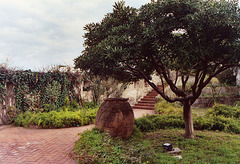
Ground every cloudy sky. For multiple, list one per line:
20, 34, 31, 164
0, 0, 150, 71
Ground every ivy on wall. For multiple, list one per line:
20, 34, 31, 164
0, 67, 82, 124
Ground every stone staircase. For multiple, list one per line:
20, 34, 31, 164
132, 85, 163, 110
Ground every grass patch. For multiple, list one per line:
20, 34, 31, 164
72, 128, 240, 164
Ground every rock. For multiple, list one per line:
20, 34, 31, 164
173, 155, 182, 160
95, 98, 134, 139
168, 147, 182, 154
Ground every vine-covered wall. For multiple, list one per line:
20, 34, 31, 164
0, 68, 82, 124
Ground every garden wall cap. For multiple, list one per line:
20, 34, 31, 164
104, 98, 129, 101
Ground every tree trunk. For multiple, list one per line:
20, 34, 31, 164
183, 100, 194, 138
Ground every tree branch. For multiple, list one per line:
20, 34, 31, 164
181, 74, 189, 92
124, 62, 184, 102
149, 54, 186, 97
174, 70, 179, 85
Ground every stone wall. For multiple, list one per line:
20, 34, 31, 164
237, 68, 240, 86
192, 96, 240, 108
192, 86, 240, 108
80, 74, 162, 106
121, 74, 162, 106
201, 86, 240, 96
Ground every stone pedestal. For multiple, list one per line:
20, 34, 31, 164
95, 98, 134, 139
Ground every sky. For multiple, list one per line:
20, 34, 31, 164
0, 0, 150, 71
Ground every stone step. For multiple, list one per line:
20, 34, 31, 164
147, 91, 158, 94
138, 100, 156, 104
134, 103, 155, 107
143, 95, 156, 99
146, 93, 158, 97
141, 98, 156, 101
132, 106, 155, 110
132, 85, 164, 110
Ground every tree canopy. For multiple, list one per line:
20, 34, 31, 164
75, 0, 240, 138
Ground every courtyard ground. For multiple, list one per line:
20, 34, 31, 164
0, 109, 154, 164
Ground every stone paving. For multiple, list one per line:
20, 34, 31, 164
0, 109, 155, 164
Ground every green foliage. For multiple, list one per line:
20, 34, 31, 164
155, 99, 182, 115
42, 81, 62, 111
135, 114, 240, 134
135, 115, 185, 132
72, 128, 178, 164
134, 116, 156, 132
74, 0, 240, 137
207, 104, 240, 119
194, 116, 240, 133
14, 107, 98, 128
216, 68, 236, 86
0, 68, 81, 118
82, 74, 128, 105
72, 128, 240, 164
75, 0, 240, 85
81, 101, 97, 109
58, 99, 81, 112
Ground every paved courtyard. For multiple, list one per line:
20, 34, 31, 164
0, 109, 154, 164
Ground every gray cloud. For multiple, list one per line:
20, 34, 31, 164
0, 0, 150, 70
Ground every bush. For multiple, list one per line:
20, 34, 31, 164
134, 116, 156, 132
207, 104, 240, 119
153, 115, 185, 129
135, 114, 240, 134
135, 115, 184, 132
82, 101, 97, 109
194, 116, 240, 133
14, 107, 98, 128
193, 116, 212, 130
155, 99, 182, 115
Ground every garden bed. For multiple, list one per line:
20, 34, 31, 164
14, 108, 98, 129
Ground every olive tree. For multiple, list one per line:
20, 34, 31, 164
75, 0, 240, 138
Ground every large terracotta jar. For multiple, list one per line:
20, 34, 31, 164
95, 98, 134, 139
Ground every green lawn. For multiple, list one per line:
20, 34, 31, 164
72, 128, 240, 164
71, 104, 240, 163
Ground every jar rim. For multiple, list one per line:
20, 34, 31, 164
104, 98, 129, 101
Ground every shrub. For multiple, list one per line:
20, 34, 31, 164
135, 115, 184, 132
193, 116, 212, 130
134, 116, 156, 132
153, 115, 185, 129
57, 97, 83, 112
135, 114, 240, 134
207, 104, 240, 119
82, 101, 97, 109
194, 116, 240, 133
14, 107, 98, 128
14, 111, 33, 127
155, 99, 182, 115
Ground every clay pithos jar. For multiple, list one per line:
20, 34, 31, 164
95, 98, 134, 139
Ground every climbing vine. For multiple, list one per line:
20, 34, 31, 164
0, 67, 82, 124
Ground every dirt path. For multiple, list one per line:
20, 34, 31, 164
0, 109, 154, 164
